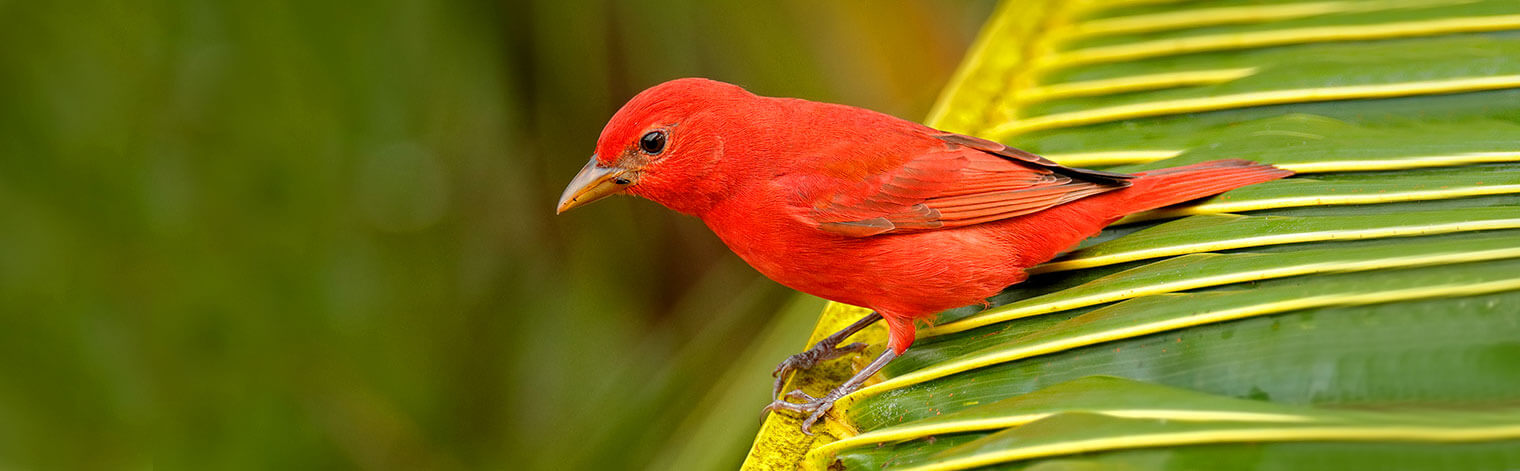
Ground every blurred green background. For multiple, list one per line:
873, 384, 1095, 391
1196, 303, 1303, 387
0, 0, 992, 469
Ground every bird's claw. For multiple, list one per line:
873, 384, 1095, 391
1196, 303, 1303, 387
771, 341, 869, 399
762, 388, 848, 435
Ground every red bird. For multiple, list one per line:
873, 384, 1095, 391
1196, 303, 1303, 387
558, 78, 1292, 433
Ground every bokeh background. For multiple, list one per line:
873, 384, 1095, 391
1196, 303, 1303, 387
0, 0, 993, 468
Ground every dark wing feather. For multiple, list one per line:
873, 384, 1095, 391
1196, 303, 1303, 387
932, 133, 1134, 184
808, 134, 1133, 237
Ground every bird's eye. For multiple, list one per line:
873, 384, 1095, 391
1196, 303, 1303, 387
639, 131, 666, 155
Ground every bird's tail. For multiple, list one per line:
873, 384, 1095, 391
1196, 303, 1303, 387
1004, 159, 1292, 268
1102, 159, 1294, 218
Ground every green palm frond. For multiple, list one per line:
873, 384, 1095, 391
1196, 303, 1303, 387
744, 0, 1520, 469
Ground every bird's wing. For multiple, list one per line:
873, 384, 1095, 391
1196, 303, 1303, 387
803, 134, 1135, 237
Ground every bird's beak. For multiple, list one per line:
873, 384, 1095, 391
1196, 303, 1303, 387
557, 155, 636, 214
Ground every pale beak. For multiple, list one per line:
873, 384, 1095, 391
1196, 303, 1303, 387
557, 156, 636, 214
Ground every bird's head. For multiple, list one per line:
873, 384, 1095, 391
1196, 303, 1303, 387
557, 78, 756, 216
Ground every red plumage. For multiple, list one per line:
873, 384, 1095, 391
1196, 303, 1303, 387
560, 78, 1293, 431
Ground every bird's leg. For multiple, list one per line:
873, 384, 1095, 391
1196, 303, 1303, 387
771, 312, 883, 398
765, 348, 897, 434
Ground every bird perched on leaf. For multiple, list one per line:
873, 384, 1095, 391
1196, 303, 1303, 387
557, 78, 1293, 434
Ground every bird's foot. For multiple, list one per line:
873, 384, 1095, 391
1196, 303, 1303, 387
771, 340, 869, 399
763, 386, 854, 435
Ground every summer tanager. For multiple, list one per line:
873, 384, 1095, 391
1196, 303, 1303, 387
558, 78, 1292, 433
